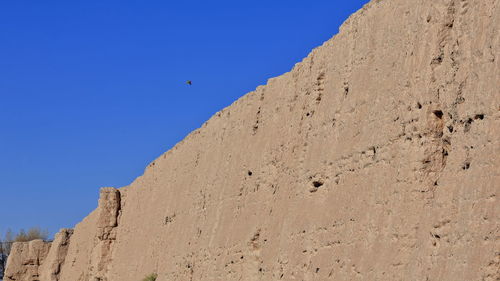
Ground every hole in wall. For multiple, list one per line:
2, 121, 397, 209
431, 54, 443, 65
344, 86, 349, 96
312, 181, 324, 188
433, 110, 443, 119
309, 180, 324, 193
462, 162, 470, 170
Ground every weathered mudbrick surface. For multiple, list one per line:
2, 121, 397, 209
7, 0, 499, 280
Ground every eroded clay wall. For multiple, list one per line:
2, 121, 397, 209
6, 0, 498, 280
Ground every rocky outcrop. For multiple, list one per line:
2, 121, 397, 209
38, 229, 73, 281
6, 0, 499, 280
89, 187, 121, 281
4, 240, 51, 281
4, 188, 119, 281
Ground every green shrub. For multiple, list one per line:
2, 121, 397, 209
142, 273, 157, 281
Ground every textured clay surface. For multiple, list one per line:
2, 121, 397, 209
6, 0, 499, 280
4, 240, 51, 281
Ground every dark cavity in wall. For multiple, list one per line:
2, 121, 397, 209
431, 54, 443, 65
313, 181, 324, 188
344, 86, 349, 96
309, 179, 325, 193
433, 110, 444, 119
474, 114, 484, 120
462, 162, 470, 170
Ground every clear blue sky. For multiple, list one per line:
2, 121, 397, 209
0, 0, 369, 238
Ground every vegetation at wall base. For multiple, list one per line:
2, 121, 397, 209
141, 273, 158, 281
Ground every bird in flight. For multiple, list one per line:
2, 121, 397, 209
186, 80, 192, 86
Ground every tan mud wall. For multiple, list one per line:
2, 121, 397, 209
6, 0, 499, 280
